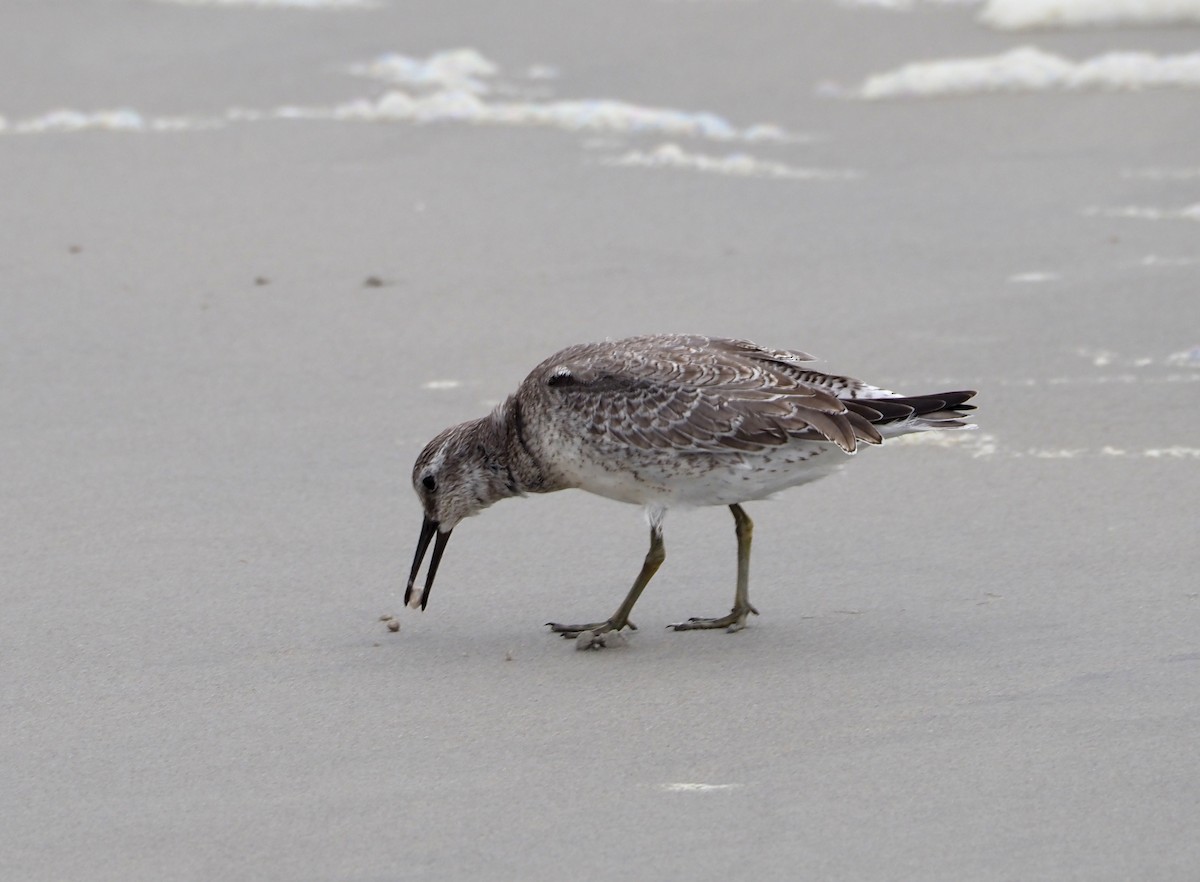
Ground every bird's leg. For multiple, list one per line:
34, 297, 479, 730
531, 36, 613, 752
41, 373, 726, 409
669, 503, 759, 633
546, 525, 665, 648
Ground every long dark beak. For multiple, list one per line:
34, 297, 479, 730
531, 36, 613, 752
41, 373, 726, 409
405, 516, 453, 611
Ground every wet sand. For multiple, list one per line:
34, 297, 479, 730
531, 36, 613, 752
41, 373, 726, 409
3, 1, 1198, 879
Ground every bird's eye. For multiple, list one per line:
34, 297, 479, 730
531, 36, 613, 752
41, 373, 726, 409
422, 475, 437, 491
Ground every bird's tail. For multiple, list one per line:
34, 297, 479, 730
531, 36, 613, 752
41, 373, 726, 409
842, 391, 976, 441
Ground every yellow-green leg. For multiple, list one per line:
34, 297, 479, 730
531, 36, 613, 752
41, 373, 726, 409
669, 504, 759, 633
547, 525, 665, 649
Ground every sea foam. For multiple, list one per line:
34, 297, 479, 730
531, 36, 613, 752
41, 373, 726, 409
2, 48, 795, 146
339, 50, 792, 142
853, 46, 1200, 98
15, 109, 148, 133
10, 108, 223, 133
318, 91, 776, 140
1085, 203, 1200, 221
980, 0, 1200, 29
347, 49, 500, 94
603, 143, 859, 180
0, 47, 825, 181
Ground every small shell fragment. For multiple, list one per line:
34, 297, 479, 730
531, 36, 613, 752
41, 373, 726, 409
575, 629, 628, 650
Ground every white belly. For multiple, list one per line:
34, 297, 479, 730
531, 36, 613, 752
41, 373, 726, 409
551, 440, 850, 509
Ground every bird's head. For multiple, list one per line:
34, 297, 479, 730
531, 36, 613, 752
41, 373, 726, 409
405, 416, 517, 610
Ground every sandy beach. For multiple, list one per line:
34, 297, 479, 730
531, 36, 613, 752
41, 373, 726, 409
3, 1, 1199, 879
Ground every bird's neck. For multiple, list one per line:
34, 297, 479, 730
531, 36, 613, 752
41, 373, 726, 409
485, 396, 562, 496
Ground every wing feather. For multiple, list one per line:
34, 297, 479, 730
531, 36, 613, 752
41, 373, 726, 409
522, 335, 976, 457
526, 335, 867, 454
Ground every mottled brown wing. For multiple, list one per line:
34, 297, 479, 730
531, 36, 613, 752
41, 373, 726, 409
722, 338, 976, 428
532, 335, 876, 454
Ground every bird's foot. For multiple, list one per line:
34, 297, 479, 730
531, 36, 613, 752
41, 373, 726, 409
545, 619, 636, 650
668, 604, 759, 633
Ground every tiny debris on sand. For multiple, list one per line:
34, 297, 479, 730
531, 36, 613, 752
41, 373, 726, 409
363, 275, 387, 288
575, 629, 629, 651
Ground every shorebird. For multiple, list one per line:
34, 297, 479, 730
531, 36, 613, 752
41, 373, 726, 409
406, 334, 975, 649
